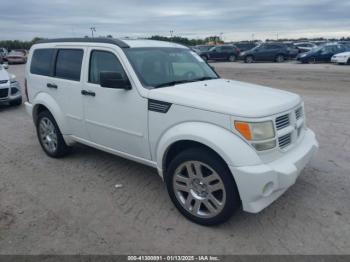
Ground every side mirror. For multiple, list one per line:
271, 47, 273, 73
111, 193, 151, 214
100, 71, 131, 90
3, 62, 8, 69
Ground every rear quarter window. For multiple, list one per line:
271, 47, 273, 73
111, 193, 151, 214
55, 49, 83, 81
30, 49, 55, 76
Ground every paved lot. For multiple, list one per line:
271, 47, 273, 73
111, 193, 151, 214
0, 62, 349, 254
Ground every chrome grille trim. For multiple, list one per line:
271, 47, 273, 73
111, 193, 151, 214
295, 107, 303, 120
275, 114, 290, 130
279, 133, 292, 148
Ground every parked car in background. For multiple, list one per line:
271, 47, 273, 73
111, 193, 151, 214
297, 43, 350, 63
192, 45, 214, 54
0, 64, 22, 106
199, 44, 240, 62
294, 42, 317, 53
239, 43, 290, 63
284, 43, 299, 58
234, 42, 257, 52
5, 50, 27, 64
25, 38, 318, 225
331, 51, 350, 65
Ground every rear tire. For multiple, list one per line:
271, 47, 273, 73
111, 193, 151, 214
9, 97, 22, 106
165, 147, 240, 226
36, 110, 70, 158
347, 58, 350, 65
245, 56, 254, 63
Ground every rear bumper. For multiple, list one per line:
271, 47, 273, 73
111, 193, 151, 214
25, 101, 33, 118
230, 128, 318, 213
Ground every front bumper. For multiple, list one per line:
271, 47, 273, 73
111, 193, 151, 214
230, 128, 318, 213
0, 81, 22, 103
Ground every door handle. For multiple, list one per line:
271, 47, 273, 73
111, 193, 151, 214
81, 90, 96, 97
47, 83, 58, 89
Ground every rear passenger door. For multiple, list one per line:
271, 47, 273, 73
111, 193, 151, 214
51, 47, 87, 139
30, 47, 87, 138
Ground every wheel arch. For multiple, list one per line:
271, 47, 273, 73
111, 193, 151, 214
155, 122, 262, 179
32, 93, 68, 134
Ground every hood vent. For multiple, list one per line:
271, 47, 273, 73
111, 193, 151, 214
148, 99, 172, 113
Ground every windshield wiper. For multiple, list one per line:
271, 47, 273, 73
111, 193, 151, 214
191, 76, 218, 82
154, 77, 218, 89
154, 80, 193, 88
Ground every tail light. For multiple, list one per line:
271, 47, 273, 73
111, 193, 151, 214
24, 78, 29, 102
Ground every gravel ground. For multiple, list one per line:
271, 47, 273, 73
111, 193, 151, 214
0, 62, 349, 255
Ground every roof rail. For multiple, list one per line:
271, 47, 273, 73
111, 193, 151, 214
35, 38, 130, 48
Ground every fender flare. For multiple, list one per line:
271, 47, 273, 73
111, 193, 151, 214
155, 122, 262, 178
32, 92, 69, 135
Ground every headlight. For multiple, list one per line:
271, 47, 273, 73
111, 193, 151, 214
235, 121, 276, 151
235, 121, 275, 141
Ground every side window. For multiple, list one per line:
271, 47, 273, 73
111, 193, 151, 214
89, 50, 127, 84
30, 49, 55, 76
55, 49, 83, 81
222, 46, 233, 52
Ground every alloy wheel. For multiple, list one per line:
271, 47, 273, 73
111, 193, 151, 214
39, 117, 58, 154
172, 161, 226, 218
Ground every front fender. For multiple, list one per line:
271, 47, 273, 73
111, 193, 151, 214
156, 122, 262, 177
32, 92, 68, 134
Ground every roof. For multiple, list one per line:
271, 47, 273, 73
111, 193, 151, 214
36, 38, 130, 48
35, 38, 188, 49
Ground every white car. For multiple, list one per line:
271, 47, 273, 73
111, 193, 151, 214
331, 51, 350, 64
24, 38, 318, 225
0, 63, 22, 106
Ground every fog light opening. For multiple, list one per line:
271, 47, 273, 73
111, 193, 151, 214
262, 182, 274, 196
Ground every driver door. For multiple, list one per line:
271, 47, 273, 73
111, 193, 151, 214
82, 47, 151, 160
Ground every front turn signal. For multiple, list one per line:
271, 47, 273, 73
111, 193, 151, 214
235, 121, 252, 140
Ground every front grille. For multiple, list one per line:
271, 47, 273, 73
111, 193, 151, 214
0, 88, 9, 98
279, 133, 292, 148
275, 114, 290, 130
295, 107, 303, 119
0, 80, 8, 84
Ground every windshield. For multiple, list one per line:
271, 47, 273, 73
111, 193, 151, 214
125, 47, 218, 89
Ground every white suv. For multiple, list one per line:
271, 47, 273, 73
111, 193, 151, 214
25, 38, 318, 225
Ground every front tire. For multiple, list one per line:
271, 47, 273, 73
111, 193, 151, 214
36, 110, 70, 158
165, 148, 240, 226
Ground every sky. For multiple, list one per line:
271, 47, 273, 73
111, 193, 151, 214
1, 0, 349, 41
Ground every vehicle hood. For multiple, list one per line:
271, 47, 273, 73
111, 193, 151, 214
148, 79, 300, 118
0, 68, 9, 81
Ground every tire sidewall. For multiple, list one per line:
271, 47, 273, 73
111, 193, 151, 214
165, 148, 240, 226
36, 110, 68, 158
